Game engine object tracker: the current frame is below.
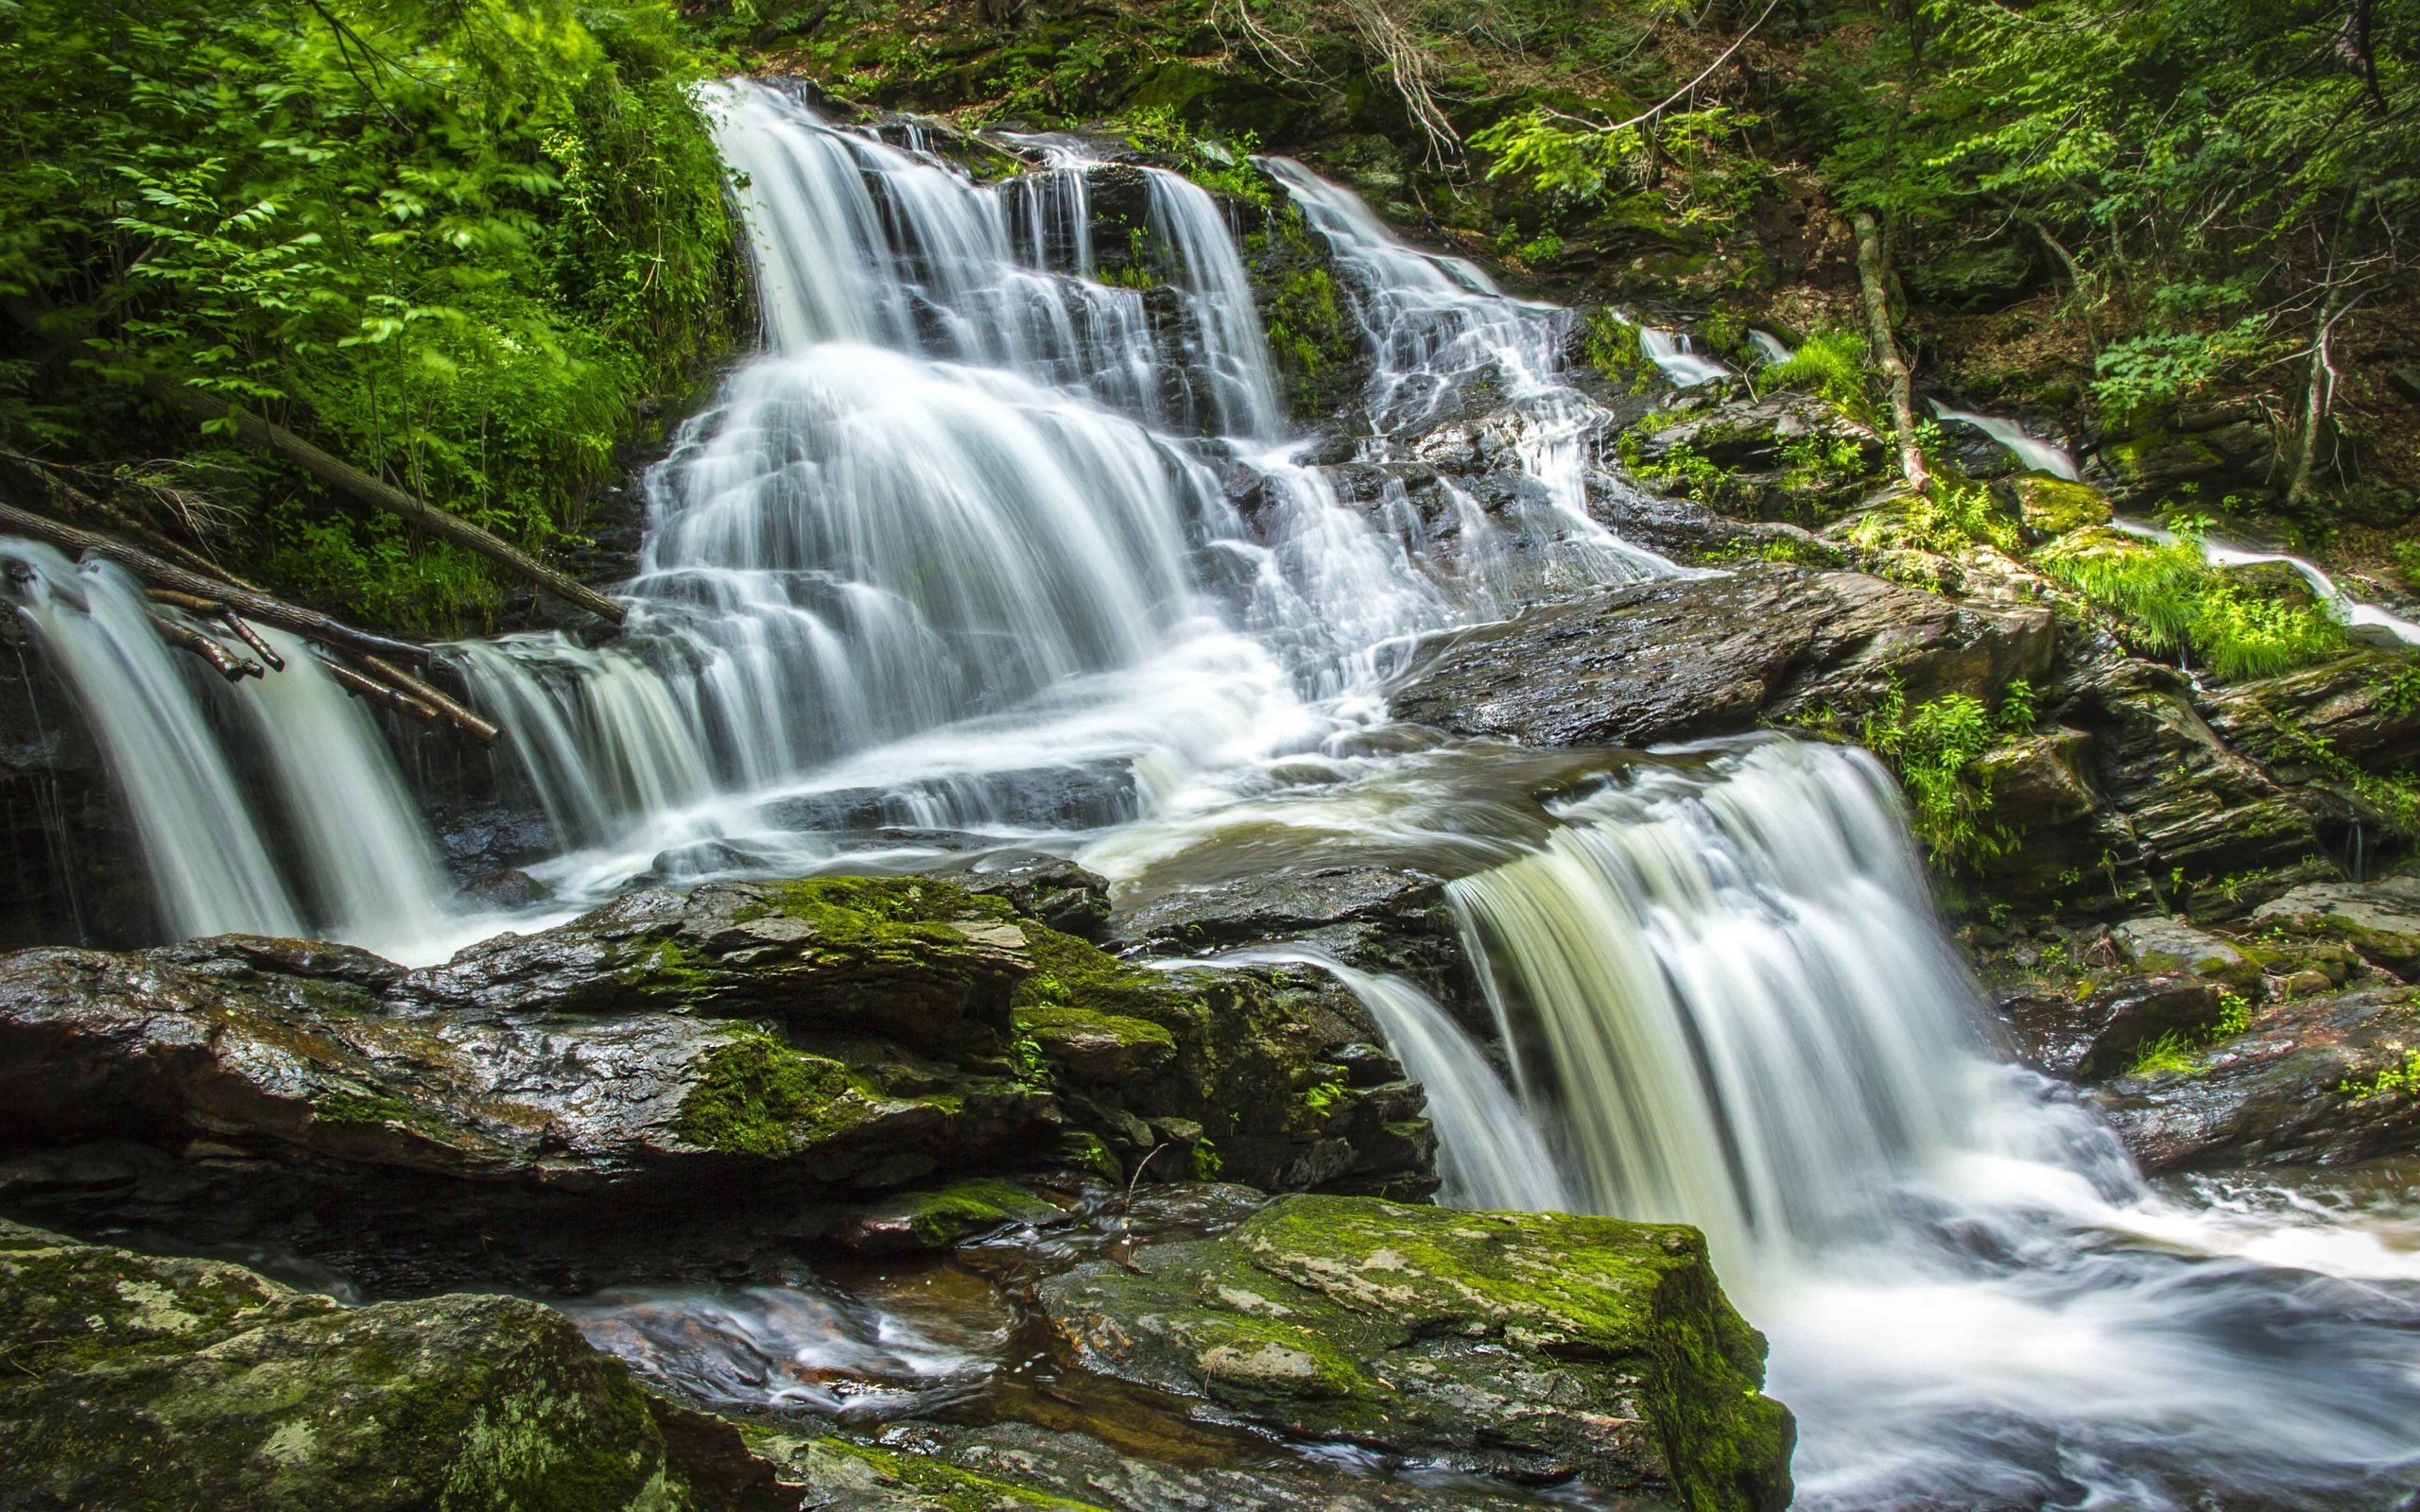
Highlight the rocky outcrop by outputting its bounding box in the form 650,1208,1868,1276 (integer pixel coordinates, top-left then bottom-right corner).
2249,874,2420,977
2203,650,2420,783
1389,561,2052,750
2097,984,2420,1170
1039,1194,1794,1512
0,1217,786,1511
0,872,1439,1282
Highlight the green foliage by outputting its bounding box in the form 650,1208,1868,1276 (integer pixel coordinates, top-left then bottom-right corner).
1118,107,1267,206
1761,328,1873,416
2127,1030,2202,1077
1863,685,2008,867
1996,678,2036,736
0,0,740,631
1190,1137,1223,1180
2035,531,2347,681
1472,104,1766,236
1849,477,2016,559
1582,308,1657,394
1301,1074,1347,1119
2342,1048,2420,1102
2090,318,2275,429
1627,438,1731,506
2394,541,2420,587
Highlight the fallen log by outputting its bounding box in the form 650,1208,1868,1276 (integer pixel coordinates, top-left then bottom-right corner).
0,463,429,665
143,591,288,671
317,653,441,725
352,652,499,747
149,611,260,681
142,380,627,627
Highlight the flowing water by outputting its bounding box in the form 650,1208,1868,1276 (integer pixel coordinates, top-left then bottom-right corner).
1637,324,1735,387
1929,400,2083,480
8,76,2418,1510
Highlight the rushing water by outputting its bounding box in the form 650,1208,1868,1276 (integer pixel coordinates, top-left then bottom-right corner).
1930,399,2083,480
9,75,2419,1510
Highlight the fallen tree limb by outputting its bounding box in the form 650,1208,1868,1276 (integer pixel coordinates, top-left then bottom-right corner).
351,652,499,747
0,460,431,665
316,652,441,725
148,611,259,681
1854,210,1934,495
141,587,285,670
141,379,626,627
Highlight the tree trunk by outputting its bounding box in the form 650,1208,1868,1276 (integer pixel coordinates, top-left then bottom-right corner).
141,381,626,627
2287,300,2341,507
1854,210,1933,494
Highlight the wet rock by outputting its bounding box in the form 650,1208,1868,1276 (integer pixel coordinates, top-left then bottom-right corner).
1631,391,1883,473
748,1434,1115,1511
2098,985,2420,1170
1996,973,2232,1080
1038,1194,1793,1511
0,1218,783,1510
2249,874,2420,978
457,866,550,909
0,872,1438,1247
931,851,1115,942
2111,916,2259,991
2048,653,2335,902
832,1177,1065,1256
1391,562,2052,750
1969,727,2135,901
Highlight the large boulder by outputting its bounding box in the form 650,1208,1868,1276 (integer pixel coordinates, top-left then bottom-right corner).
1389,561,2052,750
2097,984,2420,1170
0,1218,783,1511
2203,650,2420,783
2249,873,2420,978
1038,1194,1794,1512
0,874,1440,1280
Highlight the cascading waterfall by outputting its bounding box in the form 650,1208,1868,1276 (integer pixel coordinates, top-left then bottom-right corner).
12,73,2418,1509
0,541,464,957
1637,324,1734,387
1929,398,2082,480
1442,737,2420,1510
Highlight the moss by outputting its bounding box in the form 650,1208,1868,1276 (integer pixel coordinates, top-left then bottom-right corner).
627,937,715,998
804,1438,1112,1510
312,1085,422,1128
754,875,1016,944
1053,1195,1792,1512
673,1030,859,1156
1011,928,1178,1024
2005,474,2113,536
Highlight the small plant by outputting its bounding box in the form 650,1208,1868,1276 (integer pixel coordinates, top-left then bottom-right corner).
2128,1030,2202,1077
1863,684,2008,867
1301,1075,1347,1118
1118,107,1267,205
1996,679,2038,736
2394,539,2420,587
2341,1047,2420,1102
1761,328,1874,417
1515,231,1565,263
2212,989,2253,1039
1582,308,1657,393
1190,1138,1224,1180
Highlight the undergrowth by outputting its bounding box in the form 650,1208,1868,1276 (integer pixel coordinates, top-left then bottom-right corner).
2034,531,2346,681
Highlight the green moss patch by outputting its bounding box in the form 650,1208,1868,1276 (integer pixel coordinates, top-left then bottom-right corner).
673,1031,860,1156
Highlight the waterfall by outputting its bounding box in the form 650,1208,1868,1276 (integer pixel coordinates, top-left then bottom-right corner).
1637,325,1734,387
1209,945,1569,1213
1929,399,2081,480
1747,329,1794,367
3,541,302,939
1444,737,2420,1510
1,541,464,956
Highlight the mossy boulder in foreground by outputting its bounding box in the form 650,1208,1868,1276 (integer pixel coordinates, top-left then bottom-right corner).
0,1218,782,1511
1039,1194,1794,1512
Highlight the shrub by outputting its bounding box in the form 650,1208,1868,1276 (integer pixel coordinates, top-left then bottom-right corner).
1762,328,1874,416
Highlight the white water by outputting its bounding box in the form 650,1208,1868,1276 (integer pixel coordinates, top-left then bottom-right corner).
1440,737,2420,1510
0,541,475,957
2113,515,2420,647
1930,400,2082,480
1638,325,1734,387
1204,944,1569,1213
1747,329,1795,368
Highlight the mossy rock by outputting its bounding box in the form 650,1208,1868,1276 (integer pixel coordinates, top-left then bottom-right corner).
1998,473,2113,537
837,1177,1063,1255
0,1220,772,1511
746,1433,1110,1510
1039,1194,1793,1511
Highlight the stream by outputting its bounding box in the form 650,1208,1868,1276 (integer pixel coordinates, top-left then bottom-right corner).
5,77,2418,1510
